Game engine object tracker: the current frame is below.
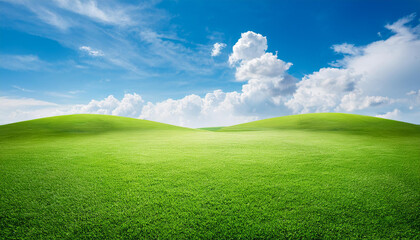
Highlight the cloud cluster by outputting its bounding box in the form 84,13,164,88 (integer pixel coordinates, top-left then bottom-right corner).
87,17,420,125
286,68,362,113
2,15,420,126
138,31,297,127
0,94,144,124
67,93,144,118
4,31,295,127
287,14,420,118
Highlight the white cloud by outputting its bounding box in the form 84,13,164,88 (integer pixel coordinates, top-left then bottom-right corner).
0,94,144,125
343,15,420,99
287,14,420,116
79,46,104,57
211,42,226,56
67,93,144,118
0,97,57,108
406,89,420,110
337,92,391,112
140,91,258,127
235,52,292,82
229,31,267,65
3,0,133,29
332,43,362,55
406,89,420,96
35,6,71,30
286,68,361,113
376,108,401,120
53,0,132,26
139,31,296,127
2,15,420,127
0,97,59,124
0,0,215,76
12,85,34,93
385,13,416,35
0,54,47,71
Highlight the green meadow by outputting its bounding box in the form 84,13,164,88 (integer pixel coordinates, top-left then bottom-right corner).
0,113,419,239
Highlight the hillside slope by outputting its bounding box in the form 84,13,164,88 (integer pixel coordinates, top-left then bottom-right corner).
218,113,420,136
0,114,191,139
0,113,419,239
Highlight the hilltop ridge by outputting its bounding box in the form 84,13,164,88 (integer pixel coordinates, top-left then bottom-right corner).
1,113,419,138
218,113,420,136
0,114,191,138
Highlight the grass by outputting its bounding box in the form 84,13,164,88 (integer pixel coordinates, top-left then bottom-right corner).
0,113,419,239
198,127,224,131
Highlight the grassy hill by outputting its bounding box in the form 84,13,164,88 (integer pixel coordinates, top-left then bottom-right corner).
219,113,420,135
0,114,190,139
1,113,419,239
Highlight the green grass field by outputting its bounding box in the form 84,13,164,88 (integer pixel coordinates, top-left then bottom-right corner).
1,113,419,239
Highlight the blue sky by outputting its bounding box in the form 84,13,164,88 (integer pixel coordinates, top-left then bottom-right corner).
1,0,420,127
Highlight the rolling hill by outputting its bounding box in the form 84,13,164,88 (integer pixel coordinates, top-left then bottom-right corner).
218,113,420,135
0,114,190,139
0,113,419,239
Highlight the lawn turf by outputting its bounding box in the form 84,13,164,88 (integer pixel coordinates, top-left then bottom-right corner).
1,113,419,239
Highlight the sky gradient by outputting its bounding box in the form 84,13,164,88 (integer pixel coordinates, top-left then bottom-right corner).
1,0,419,127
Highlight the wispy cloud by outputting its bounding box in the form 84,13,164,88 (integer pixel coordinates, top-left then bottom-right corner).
12,85,34,92
331,43,362,55
0,54,48,71
0,96,57,108
0,96,61,124
79,46,104,57
0,0,134,29
45,92,76,99
0,0,218,76
52,0,133,26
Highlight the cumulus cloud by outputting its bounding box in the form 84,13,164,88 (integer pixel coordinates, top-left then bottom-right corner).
338,92,391,112
211,42,226,56
79,46,104,57
376,109,401,120
2,31,298,128
342,15,420,99
3,15,420,127
235,52,292,82
286,68,361,113
140,91,258,127
287,13,420,116
139,31,297,127
0,94,144,124
229,31,267,65
67,93,144,118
